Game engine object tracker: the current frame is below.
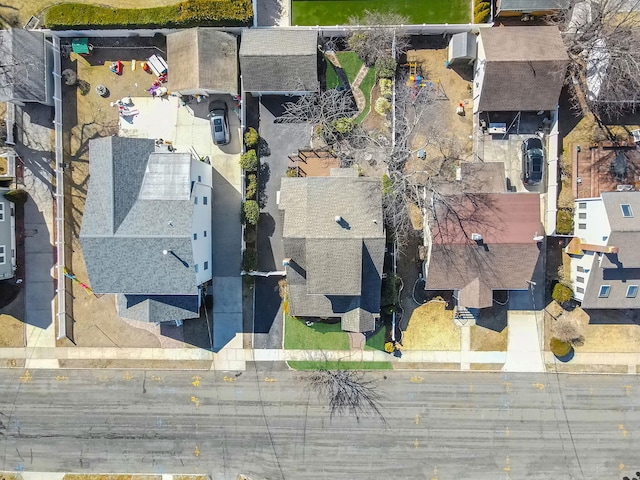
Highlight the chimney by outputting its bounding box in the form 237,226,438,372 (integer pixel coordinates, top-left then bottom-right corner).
335,215,343,223
471,233,483,242
283,258,291,267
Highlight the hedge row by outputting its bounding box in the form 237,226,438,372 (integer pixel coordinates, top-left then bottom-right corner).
44,0,252,29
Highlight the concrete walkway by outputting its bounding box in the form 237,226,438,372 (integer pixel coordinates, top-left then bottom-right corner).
503,310,545,372
350,64,370,115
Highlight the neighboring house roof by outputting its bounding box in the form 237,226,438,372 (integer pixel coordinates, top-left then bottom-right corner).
167,28,238,95
581,192,640,309
80,138,201,319
279,169,385,332
497,0,570,12
478,27,568,112
240,29,319,93
0,188,15,280
427,193,542,308
0,29,49,104
117,294,199,323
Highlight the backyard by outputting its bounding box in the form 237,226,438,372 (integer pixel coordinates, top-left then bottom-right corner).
325,51,376,124
292,0,470,26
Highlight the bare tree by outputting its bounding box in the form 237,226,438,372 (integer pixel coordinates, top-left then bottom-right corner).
305,369,386,424
548,0,640,117
347,10,411,66
549,308,586,346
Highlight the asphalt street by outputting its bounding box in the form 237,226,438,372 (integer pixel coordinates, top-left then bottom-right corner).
1,368,639,479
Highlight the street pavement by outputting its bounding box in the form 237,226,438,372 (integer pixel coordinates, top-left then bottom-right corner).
254,98,311,349
0,368,639,479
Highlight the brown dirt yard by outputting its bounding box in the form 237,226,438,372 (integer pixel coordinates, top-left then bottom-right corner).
0,289,25,347
58,42,209,349
0,0,179,26
399,300,459,351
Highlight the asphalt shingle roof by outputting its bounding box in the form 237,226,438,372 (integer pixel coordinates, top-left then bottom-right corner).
167,28,238,95
478,27,568,112
240,29,319,92
80,137,200,304
0,29,48,104
117,294,200,322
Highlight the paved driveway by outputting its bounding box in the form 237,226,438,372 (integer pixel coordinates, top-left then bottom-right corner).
254,97,311,349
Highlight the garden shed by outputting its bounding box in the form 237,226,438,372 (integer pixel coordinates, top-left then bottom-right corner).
447,32,476,67
496,0,569,17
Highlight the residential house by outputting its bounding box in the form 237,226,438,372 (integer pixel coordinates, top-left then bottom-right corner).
473,26,568,115
240,29,319,95
425,185,542,312
566,191,640,308
166,28,239,97
80,137,213,322
0,29,53,106
496,0,570,18
279,168,385,333
0,188,16,280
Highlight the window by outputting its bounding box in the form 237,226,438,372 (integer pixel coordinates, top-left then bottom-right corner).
626,285,639,298
621,204,633,217
598,285,611,298
578,223,586,229
203,196,208,205
204,230,207,238
193,233,197,240
194,264,199,273
578,212,587,219
577,266,585,273
194,197,198,205
204,261,209,270
576,276,584,283
0,203,4,221
576,287,585,294
0,245,5,265
579,202,587,209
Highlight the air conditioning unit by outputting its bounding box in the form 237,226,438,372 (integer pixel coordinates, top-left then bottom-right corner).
616,184,634,192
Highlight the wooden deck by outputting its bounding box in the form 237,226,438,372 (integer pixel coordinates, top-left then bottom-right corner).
287,150,340,177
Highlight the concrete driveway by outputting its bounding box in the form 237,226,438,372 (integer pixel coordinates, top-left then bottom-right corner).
254,96,311,349
119,94,243,351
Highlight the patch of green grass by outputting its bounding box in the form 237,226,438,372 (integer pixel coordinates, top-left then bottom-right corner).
292,0,470,26
288,360,393,370
365,327,387,351
336,51,364,83
284,315,349,350
45,0,252,29
325,61,341,89
354,67,376,124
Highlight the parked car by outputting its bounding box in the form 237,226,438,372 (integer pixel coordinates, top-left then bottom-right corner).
208,101,230,145
521,137,544,186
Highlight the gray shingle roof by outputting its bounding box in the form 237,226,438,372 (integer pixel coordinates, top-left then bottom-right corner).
280,171,384,332
581,192,640,309
240,29,319,92
117,294,200,323
497,0,570,13
80,137,200,299
478,27,568,112
167,28,238,95
0,29,49,104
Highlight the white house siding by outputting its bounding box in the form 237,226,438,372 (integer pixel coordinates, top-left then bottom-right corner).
569,197,610,301
472,36,486,114
191,158,213,286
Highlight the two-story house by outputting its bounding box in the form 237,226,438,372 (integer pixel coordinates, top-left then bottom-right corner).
80,137,213,322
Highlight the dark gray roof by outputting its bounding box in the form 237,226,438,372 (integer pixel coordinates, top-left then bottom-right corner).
0,29,49,104
117,294,200,323
280,172,385,332
167,28,238,95
497,0,570,12
582,192,640,309
240,29,319,92
80,137,200,299
478,27,568,112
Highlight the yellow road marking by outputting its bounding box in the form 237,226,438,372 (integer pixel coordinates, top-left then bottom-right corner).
413,438,420,448
191,396,200,407
194,446,200,457
503,381,511,392
19,370,32,383
533,383,545,390
431,465,438,480
503,455,511,472
123,371,133,381
505,427,510,437
415,414,421,425
192,376,201,387
151,375,163,382
410,375,424,383
223,375,235,382
264,377,277,382
55,375,68,381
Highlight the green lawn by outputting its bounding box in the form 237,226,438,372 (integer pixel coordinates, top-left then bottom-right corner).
292,0,470,26
284,315,350,350
325,52,376,124
336,52,363,84
325,61,341,89
288,361,393,370
365,326,387,351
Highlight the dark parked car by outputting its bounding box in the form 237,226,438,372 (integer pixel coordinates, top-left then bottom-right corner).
521,137,544,186
208,101,230,145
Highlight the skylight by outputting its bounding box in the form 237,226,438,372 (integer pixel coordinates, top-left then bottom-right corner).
621,204,633,217
598,285,611,298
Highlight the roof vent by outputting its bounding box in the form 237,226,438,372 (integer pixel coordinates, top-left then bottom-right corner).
533,234,544,242
335,215,343,223
471,233,482,242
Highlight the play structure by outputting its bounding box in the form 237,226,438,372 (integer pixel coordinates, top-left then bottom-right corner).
402,60,448,100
